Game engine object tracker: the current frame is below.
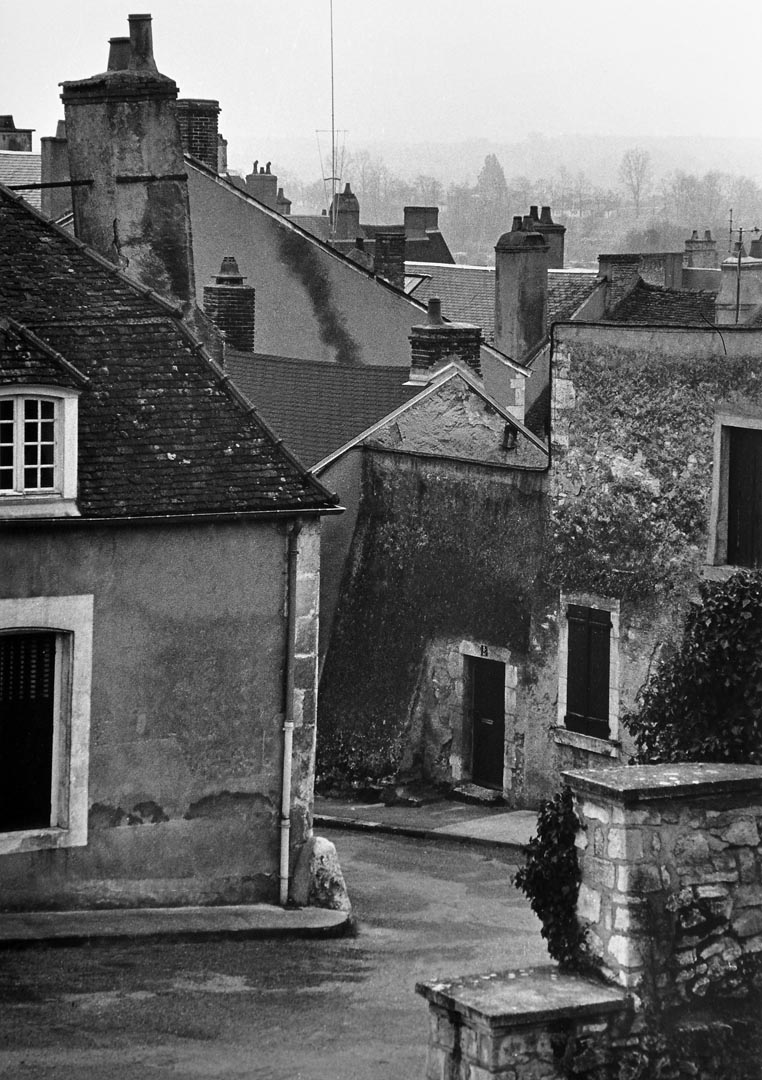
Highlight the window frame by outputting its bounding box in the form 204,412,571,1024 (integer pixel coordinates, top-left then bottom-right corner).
708,412,762,572
556,593,620,755
0,595,93,856
0,385,79,517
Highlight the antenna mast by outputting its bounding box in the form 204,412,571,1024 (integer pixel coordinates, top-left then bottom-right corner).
330,0,337,238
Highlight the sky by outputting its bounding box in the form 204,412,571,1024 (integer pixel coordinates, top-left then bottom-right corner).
1,0,759,176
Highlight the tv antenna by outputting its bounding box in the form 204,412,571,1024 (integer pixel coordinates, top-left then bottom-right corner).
315,0,347,238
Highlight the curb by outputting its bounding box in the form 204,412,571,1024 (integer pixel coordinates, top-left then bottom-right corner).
314,814,528,856
0,904,352,949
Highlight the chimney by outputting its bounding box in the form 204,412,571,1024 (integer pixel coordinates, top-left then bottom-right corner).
276,187,292,216
403,206,439,237
330,183,360,240
244,161,278,209
408,298,483,383
176,99,221,173
684,229,718,269
597,254,642,311
374,231,405,289
60,14,196,311
536,206,566,269
203,256,256,352
0,115,34,152
494,216,549,361
40,120,72,220
217,134,228,175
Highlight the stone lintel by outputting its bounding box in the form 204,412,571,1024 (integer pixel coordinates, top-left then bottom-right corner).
415,966,630,1029
563,764,762,806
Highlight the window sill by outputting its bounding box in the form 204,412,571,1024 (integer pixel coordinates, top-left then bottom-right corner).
702,563,753,582
552,726,620,758
0,825,86,856
0,496,80,519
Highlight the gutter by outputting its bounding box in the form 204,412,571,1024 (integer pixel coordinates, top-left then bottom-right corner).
0,505,344,531
279,518,302,906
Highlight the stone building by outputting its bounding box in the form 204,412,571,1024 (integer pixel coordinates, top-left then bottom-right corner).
0,14,339,911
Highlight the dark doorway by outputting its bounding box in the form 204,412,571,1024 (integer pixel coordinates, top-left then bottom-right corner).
0,632,56,831
470,657,505,790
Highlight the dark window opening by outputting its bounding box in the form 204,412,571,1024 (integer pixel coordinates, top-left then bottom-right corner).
565,605,611,740
727,426,762,569
0,632,56,831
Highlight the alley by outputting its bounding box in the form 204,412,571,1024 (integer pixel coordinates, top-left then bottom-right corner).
0,829,547,1080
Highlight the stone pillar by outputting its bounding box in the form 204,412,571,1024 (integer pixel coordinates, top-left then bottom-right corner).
564,763,762,999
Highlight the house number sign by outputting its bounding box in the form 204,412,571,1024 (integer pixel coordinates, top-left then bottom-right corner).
480,644,489,657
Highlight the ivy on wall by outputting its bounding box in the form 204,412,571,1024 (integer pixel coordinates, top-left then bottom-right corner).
548,347,762,600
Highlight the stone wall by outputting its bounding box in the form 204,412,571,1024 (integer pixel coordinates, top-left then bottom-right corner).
566,763,762,1002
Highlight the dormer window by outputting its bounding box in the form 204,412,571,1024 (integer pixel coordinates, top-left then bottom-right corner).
0,387,79,517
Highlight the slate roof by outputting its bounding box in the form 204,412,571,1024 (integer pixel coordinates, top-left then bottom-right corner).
406,264,601,342
0,186,336,519
604,279,716,325
0,152,41,210
225,351,420,468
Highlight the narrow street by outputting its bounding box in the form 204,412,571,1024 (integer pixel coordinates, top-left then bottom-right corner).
0,829,548,1080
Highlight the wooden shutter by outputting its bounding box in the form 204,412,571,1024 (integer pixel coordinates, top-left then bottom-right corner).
0,632,56,831
565,605,611,739
727,427,762,568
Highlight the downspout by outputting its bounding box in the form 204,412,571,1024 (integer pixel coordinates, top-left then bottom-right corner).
280,518,302,906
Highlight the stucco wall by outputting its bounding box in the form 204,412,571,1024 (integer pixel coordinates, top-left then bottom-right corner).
0,518,320,910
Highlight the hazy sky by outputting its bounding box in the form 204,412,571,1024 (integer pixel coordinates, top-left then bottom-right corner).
2,0,757,171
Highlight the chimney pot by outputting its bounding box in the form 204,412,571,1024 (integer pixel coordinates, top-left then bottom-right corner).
529,205,539,221
705,230,713,241
511,215,524,232
427,298,443,325
128,14,158,72
540,206,554,225
107,36,131,71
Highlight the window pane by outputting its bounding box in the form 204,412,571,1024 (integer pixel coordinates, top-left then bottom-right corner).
0,471,12,490
39,467,55,489
40,444,54,466
24,421,38,442
23,399,39,420
40,401,55,420
0,401,13,422
24,445,39,467
0,445,12,466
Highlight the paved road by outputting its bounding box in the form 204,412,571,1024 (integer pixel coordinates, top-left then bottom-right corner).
0,830,549,1080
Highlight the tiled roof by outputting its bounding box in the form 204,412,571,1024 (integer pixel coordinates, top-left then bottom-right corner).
0,152,41,210
406,264,601,342
225,351,420,468
0,186,335,518
604,279,716,325
289,214,332,241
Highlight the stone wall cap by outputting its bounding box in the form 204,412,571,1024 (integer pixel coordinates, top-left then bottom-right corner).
415,966,630,1028
563,763,762,804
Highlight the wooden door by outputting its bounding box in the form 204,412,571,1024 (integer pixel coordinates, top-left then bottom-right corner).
471,658,505,790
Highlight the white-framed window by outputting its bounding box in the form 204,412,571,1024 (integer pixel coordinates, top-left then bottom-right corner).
555,593,620,756
0,386,79,517
708,412,762,571
0,595,93,856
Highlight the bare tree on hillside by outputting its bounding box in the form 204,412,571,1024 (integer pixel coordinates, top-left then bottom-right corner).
619,147,652,218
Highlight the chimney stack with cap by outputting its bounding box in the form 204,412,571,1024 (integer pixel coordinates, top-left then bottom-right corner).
494,216,549,362
61,14,196,311
203,257,256,352
374,231,406,289
244,161,278,209
536,206,565,269
0,115,34,152
330,183,361,239
408,298,483,383
403,206,439,237
684,229,719,269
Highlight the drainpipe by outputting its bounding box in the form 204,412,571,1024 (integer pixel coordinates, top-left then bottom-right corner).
280,518,302,906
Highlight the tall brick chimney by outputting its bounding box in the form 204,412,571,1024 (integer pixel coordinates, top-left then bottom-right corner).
408,298,483,384
374,231,405,289
176,99,220,173
330,183,361,239
203,257,255,352
61,14,196,311
494,217,549,362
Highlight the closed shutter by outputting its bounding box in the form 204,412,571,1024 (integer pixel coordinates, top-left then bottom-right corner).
0,632,56,831
727,427,762,568
565,605,611,739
